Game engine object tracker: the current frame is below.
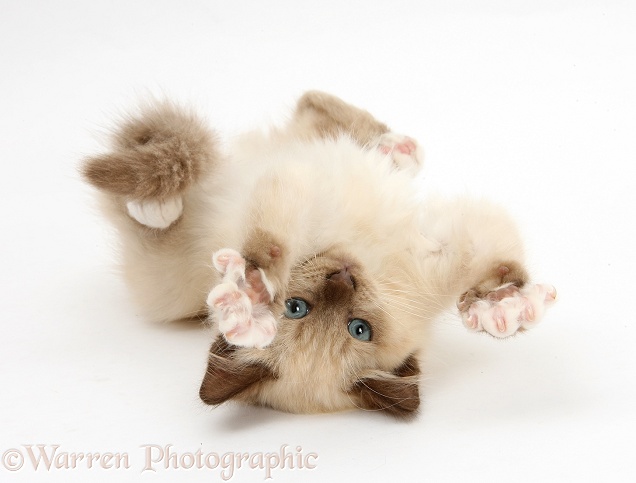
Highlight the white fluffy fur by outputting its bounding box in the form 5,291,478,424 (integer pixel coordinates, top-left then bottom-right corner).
126,196,183,229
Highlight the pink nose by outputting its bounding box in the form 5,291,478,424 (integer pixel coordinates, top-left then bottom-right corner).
327,267,355,289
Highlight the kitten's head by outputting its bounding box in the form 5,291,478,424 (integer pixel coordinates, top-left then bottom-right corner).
199,248,433,418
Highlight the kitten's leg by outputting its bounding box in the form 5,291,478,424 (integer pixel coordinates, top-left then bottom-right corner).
206,170,310,348
207,226,292,348
82,102,219,321
420,198,556,338
292,90,390,146
292,91,423,174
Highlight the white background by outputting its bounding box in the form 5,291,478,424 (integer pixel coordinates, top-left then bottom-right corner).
1,1,635,482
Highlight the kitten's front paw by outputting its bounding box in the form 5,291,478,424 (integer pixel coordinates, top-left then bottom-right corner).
375,132,423,175
459,283,556,338
207,249,277,348
126,196,183,229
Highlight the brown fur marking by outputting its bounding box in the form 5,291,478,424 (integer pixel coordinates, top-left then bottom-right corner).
293,90,389,147
242,229,287,271
199,338,275,406
241,228,292,305
82,102,217,200
458,260,529,313
349,355,421,419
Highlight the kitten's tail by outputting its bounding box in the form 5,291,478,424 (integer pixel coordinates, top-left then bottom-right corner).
82,101,218,200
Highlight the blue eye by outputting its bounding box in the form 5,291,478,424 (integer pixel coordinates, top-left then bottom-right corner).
284,298,310,319
348,319,372,341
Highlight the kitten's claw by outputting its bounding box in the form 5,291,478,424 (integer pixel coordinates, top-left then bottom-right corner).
207,282,276,348
460,283,556,338
375,132,423,175
208,249,277,348
212,248,247,283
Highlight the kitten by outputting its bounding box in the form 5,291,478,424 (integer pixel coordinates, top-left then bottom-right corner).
82,91,556,418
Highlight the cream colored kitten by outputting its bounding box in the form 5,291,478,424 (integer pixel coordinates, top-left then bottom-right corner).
83,91,555,418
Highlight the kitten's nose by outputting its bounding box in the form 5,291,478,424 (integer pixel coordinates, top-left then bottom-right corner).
327,267,356,289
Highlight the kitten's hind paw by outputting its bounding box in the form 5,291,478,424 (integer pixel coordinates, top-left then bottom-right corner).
126,196,183,229
459,283,556,338
375,132,423,175
208,249,277,348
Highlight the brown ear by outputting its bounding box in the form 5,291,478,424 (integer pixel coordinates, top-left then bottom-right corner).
199,338,275,406
349,355,421,419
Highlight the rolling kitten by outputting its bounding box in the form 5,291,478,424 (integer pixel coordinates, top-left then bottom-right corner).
82,91,556,418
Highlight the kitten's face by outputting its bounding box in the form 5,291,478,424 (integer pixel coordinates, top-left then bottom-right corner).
200,249,426,418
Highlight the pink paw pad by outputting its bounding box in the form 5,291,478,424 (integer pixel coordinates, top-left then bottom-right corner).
395,138,417,155
207,249,277,348
375,132,423,175
461,283,556,338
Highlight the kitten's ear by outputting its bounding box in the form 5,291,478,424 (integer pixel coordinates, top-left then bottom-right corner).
199,338,274,406
349,355,421,419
